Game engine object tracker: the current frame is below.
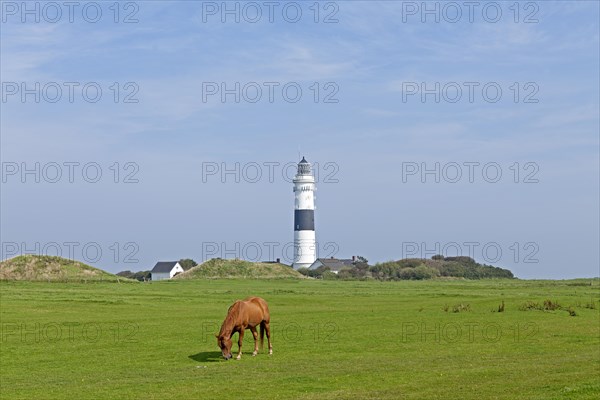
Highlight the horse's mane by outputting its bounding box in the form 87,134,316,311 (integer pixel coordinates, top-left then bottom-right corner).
218,301,241,337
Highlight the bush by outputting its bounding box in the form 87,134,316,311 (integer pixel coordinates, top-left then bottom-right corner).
299,266,332,279
584,300,597,309
354,262,371,278
356,256,514,281
519,299,563,311
178,259,198,271
116,270,150,281
321,271,338,280
413,265,440,280
397,259,422,269
439,262,466,278
444,256,476,265
452,303,471,313
370,262,400,280
399,267,416,280
519,301,541,311
543,299,561,311
337,268,356,280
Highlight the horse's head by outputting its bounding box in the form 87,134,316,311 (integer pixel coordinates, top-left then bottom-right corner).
216,334,233,360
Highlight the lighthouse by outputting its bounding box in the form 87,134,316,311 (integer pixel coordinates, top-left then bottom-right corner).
292,157,316,269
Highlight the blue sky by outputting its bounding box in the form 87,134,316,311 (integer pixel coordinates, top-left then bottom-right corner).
1,1,598,278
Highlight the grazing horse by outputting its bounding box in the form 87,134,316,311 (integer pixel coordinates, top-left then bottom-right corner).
216,297,272,360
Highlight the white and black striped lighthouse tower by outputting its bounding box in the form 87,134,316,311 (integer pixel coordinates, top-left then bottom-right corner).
292,157,316,269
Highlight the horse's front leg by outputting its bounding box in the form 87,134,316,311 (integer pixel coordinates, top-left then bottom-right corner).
236,329,245,360
250,327,259,356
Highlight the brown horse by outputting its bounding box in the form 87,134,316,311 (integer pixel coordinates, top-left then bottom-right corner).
216,296,272,360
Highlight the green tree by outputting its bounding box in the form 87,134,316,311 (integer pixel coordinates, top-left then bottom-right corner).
179,259,198,271
116,270,151,281
356,256,369,264
133,271,151,281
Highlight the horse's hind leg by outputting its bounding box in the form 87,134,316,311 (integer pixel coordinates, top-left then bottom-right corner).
236,330,245,360
264,322,273,355
250,327,259,356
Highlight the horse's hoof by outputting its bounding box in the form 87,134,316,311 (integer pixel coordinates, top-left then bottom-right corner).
269,350,273,355
252,352,257,357
236,355,241,360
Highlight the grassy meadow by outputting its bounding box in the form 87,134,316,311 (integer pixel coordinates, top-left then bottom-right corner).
1,278,599,399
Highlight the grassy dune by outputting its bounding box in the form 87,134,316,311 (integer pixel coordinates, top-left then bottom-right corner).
174,258,305,279
0,279,598,399
0,255,126,282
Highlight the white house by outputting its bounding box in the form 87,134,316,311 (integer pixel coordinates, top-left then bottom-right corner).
151,261,184,281
309,257,357,274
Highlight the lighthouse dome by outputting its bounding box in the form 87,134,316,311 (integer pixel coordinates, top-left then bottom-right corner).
297,157,311,175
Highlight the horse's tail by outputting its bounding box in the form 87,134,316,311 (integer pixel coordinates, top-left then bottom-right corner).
260,322,265,349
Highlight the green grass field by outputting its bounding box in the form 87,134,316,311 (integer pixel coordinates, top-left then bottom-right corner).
1,279,598,399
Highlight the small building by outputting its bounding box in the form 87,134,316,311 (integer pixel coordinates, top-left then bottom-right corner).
309,256,356,274
151,261,184,281
261,258,285,265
